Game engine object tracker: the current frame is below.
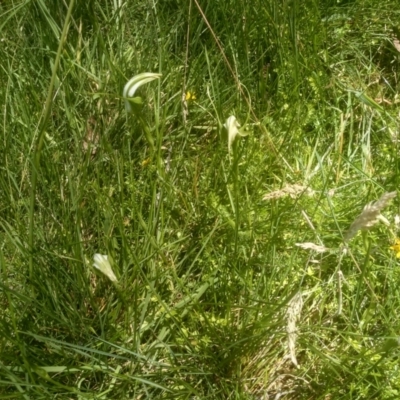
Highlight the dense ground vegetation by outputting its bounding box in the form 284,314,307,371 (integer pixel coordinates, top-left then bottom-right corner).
1,0,400,398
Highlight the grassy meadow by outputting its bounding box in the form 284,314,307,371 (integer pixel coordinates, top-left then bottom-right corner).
1,0,400,398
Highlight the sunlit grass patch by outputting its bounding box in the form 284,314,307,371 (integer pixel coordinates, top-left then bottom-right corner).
1,0,400,398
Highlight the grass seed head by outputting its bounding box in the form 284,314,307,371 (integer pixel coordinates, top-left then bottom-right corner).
344,191,397,242
295,242,329,253
263,184,314,201
287,292,303,367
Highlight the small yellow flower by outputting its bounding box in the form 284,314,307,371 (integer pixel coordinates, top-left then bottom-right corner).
185,91,196,101
390,238,400,258
141,158,151,167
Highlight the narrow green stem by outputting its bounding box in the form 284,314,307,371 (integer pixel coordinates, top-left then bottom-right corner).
233,151,239,255
28,0,75,278
352,232,371,320
137,114,155,152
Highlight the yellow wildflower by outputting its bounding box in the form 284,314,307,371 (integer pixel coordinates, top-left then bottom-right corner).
185,91,196,101
390,238,400,258
141,158,151,167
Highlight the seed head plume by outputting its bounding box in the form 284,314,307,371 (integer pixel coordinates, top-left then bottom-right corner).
344,191,396,242
287,292,303,367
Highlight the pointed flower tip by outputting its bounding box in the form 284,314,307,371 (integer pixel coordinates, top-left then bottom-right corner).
93,254,118,282
224,115,240,153
224,115,249,153
224,115,240,131
123,72,162,112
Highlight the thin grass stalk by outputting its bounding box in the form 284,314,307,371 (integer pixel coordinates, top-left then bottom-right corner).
28,0,75,278
352,231,372,320
234,152,239,255
337,270,343,316
182,0,192,125
192,0,286,164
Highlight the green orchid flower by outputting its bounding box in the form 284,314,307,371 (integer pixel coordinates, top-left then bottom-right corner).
123,72,162,112
93,254,118,282
123,72,162,151
224,115,248,154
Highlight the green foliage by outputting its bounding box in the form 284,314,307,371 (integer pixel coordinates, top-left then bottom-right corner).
1,0,400,398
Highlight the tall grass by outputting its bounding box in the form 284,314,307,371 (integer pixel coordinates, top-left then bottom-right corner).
1,0,400,398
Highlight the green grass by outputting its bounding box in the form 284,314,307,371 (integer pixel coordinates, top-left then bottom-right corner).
1,0,400,398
